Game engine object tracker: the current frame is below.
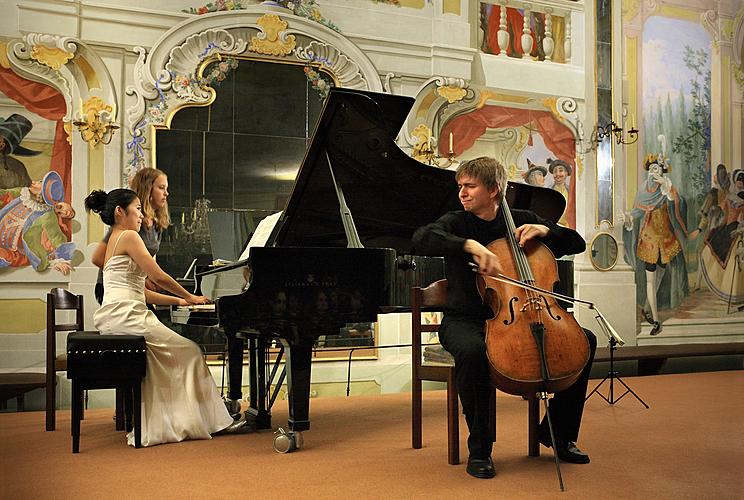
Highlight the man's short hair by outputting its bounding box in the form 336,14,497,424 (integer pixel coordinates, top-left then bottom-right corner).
455,156,507,195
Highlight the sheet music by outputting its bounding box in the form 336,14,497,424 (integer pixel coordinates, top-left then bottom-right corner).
238,211,283,261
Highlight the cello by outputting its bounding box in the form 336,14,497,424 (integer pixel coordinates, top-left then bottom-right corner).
476,189,590,397
476,187,590,490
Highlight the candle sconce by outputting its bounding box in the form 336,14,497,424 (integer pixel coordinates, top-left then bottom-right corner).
411,126,458,169
596,115,638,145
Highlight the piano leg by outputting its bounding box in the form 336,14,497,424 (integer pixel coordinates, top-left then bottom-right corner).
225,329,244,401
282,337,314,433
246,335,271,430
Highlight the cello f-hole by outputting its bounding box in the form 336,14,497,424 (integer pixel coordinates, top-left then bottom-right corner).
503,297,518,325
539,295,562,320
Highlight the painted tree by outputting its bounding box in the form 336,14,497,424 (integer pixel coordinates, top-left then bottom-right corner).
672,46,711,205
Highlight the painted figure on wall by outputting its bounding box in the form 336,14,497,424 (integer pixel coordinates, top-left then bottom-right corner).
547,158,571,227
440,104,577,228
696,169,744,304
0,114,36,189
522,159,547,187
0,170,76,275
623,148,689,335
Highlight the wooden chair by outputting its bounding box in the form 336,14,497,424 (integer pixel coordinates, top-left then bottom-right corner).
46,288,126,432
46,288,84,431
411,279,541,465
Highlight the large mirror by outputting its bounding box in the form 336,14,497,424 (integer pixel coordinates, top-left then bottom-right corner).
589,232,618,271
153,57,375,356
595,0,613,226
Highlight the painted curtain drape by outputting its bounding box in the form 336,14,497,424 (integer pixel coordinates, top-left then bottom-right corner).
440,105,576,228
0,66,71,235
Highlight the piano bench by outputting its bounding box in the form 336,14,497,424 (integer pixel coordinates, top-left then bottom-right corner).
66,332,147,453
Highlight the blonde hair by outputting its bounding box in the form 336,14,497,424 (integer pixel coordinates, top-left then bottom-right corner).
455,156,507,196
130,167,170,231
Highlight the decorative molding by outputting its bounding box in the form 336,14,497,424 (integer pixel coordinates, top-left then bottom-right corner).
30,46,74,71
701,9,720,50
7,35,77,123
294,41,367,89
436,85,467,104
401,76,473,151
249,13,296,56
124,8,383,176
621,0,642,23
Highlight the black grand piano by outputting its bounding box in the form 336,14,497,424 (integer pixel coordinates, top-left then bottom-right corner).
182,88,571,452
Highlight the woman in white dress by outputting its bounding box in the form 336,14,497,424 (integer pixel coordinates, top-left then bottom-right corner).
85,188,248,447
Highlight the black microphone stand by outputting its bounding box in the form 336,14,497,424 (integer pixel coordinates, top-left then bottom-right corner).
585,314,648,408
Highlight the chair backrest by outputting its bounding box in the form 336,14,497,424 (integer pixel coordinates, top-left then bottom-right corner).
47,288,84,370
411,279,449,377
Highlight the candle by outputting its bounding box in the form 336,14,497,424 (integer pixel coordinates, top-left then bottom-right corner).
181,211,185,224
449,132,454,154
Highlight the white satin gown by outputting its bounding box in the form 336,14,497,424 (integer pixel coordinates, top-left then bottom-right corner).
93,237,233,447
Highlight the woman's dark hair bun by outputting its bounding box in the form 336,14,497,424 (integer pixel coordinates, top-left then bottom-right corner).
84,188,137,226
84,190,108,214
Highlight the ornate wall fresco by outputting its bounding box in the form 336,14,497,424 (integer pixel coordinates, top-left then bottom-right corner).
0,34,119,283
0,46,75,277
403,80,583,230
622,9,743,337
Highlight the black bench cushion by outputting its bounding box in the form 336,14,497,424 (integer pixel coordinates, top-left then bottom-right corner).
66,332,146,380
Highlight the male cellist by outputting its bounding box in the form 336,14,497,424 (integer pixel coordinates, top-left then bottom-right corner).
412,156,597,479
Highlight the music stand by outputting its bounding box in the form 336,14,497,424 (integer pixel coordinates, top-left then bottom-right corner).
585,313,649,408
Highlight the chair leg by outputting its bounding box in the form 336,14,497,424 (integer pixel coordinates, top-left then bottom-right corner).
489,388,497,443
71,380,82,453
446,380,459,465
528,395,540,457
46,373,55,431
412,378,423,449
133,383,142,448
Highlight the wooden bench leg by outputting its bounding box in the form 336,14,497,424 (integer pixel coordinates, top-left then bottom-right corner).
115,388,125,431
133,383,142,448
71,380,82,453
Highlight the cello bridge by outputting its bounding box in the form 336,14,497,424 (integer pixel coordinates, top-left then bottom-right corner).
520,297,544,312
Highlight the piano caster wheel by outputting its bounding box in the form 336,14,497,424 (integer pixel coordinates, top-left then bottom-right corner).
273,428,303,453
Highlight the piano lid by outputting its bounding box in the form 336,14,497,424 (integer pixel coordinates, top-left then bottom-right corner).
267,88,566,254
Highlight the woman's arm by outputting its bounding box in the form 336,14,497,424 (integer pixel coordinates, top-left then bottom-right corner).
144,288,190,306
91,241,107,268
118,231,209,304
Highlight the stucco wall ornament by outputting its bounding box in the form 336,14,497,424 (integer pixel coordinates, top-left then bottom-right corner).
294,41,367,89
249,13,296,56
125,9,382,176
183,0,341,33
7,35,77,122
436,85,467,104
401,76,472,152
701,10,721,50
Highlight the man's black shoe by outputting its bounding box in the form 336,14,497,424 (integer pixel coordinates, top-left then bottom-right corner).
538,429,590,464
466,456,496,479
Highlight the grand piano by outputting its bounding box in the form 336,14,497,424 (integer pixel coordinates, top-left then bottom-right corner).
181,87,570,452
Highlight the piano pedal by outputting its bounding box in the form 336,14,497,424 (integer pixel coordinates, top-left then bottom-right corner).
273,428,303,453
